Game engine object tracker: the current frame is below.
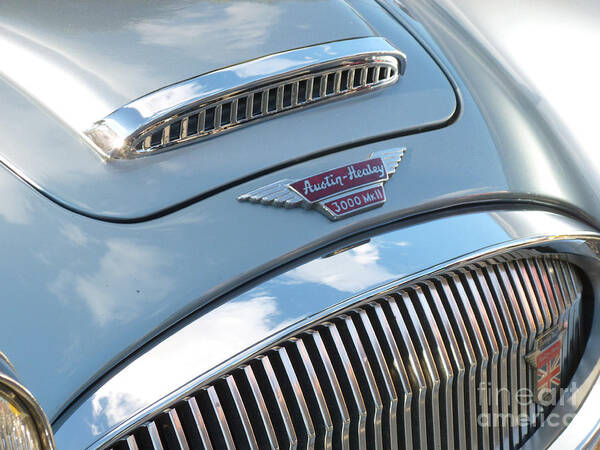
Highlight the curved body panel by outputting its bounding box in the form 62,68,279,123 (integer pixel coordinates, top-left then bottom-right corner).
0,2,456,219
53,208,600,448
0,1,598,448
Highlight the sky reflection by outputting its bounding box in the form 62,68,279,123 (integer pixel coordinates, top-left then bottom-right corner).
49,239,174,326
89,293,297,431
285,242,396,292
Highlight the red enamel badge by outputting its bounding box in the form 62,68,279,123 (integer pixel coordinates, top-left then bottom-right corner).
238,148,405,220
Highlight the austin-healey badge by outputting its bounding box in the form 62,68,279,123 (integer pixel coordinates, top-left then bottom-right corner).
238,148,405,220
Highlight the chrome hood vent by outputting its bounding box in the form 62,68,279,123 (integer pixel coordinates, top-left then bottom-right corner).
85,38,406,159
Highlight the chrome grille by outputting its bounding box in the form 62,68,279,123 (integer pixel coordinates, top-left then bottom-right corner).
132,59,399,156
107,255,587,450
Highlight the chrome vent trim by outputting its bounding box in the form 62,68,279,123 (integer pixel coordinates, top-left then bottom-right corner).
103,253,587,450
85,37,406,160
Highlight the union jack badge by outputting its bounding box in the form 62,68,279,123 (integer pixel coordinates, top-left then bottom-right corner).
237,148,406,220
526,324,566,406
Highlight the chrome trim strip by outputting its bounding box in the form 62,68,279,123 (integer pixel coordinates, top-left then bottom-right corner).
84,37,406,159
0,355,56,449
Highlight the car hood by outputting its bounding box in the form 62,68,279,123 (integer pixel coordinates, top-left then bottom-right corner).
0,0,456,220
1,0,600,430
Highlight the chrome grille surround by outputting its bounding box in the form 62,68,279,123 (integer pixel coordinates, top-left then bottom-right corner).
84,37,406,159
105,252,587,450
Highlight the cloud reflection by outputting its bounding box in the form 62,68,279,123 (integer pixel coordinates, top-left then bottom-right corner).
132,2,280,55
50,239,173,325
285,242,396,292
0,172,32,225
90,294,297,430
0,25,115,131
60,223,89,246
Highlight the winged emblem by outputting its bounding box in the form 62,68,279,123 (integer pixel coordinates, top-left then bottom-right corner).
238,148,406,220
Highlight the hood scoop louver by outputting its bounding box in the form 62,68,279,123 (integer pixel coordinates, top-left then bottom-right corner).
85,38,406,159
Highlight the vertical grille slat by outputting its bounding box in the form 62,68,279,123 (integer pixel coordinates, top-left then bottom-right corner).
462,270,500,450
353,309,399,449
504,262,539,437
471,267,512,450
436,276,479,449
321,322,368,449
254,355,298,448
286,336,334,449
165,409,190,450
205,386,235,449
483,265,521,448
524,260,554,330
240,365,279,449
396,290,443,450
337,315,384,449
448,273,491,450
495,264,531,442
368,302,414,449
545,260,566,313
223,375,259,449
533,259,560,325
126,436,139,450
379,297,429,449
108,256,588,450
274,346,316,448
421,280,467,450
145,422,164,450
411,285,456,450
185,397,213,450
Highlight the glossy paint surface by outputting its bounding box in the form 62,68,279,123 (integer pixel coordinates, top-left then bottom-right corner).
0,95,592,429
445,0,600,191
0,10,599,424
0,0,456,219
0,1,598,448
0,0,373,128
53,209,600,449
378,0,600,223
